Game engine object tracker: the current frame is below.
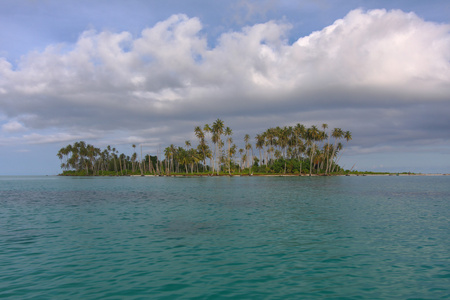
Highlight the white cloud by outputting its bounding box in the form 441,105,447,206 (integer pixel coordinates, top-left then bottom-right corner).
0,8,448,153
2,120,26,132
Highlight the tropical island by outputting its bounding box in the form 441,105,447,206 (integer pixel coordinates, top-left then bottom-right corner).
57,119,354,176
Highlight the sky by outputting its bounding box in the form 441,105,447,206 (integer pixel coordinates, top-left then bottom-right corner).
0,0,449,175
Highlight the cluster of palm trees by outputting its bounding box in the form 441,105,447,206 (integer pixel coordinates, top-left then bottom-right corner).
57,119,352,176
57,141,153,176
253,123,352,175
161,119,234,175
166,120,352,175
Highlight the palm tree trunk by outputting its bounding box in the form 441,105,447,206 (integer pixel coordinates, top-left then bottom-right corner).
309,144,315,176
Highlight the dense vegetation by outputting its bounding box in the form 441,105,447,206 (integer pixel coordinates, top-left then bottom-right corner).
57,120,352,176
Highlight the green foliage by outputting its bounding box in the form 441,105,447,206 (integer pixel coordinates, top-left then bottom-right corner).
60,170,89,176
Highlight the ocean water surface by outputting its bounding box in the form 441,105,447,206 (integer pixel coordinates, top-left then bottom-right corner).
0,175,449,299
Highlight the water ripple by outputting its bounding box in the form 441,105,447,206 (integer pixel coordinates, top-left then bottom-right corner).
0,176,449,299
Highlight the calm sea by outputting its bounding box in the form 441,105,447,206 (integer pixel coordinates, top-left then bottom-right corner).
0,175,449,299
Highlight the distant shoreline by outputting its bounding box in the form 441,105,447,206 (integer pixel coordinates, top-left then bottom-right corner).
115,173,450,177
340,173,449,176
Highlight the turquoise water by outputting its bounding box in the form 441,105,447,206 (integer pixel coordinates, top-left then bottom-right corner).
0,176,449,299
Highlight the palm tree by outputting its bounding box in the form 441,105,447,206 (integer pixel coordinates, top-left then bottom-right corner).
189,148,200,173
224,127,233,174
131,144,137,173
316,129,326,173
194,126,204,141
332,142,344,173
120,153,127,175
306,126,320,176
264,128,276,164
278,126,291,173
238,148,244,173
204,148,213,174
212,119,224,175
178,148,189,174
230,144,237,174
164,146,172,175
203,123,214,173
169,144,177,173
293,123,305,161
57,145,70,171
327,128,343,174
267,145,274,166
131,152,137,173
274,149,282,160
244,134,253,170
183,140,192,173
334,131,352,170
241,153,247,173
111,147,118,175
194,126,207,172
115,149,123,175
344,131,352,144
255,134,264,166
321,123,331,175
